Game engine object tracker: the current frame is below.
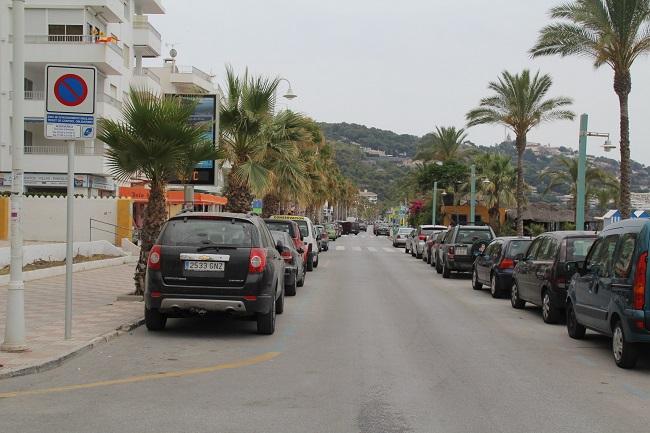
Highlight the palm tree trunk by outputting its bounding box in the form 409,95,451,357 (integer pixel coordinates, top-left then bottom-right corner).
224,169,252,213
261,193,279,218
134,179,167,295
515,134,526,236
615,70,632,219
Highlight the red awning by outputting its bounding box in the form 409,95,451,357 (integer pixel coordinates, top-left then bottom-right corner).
119,187,227,206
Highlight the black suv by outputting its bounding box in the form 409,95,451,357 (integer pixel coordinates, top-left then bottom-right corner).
439,225,495,278
144,212,286,335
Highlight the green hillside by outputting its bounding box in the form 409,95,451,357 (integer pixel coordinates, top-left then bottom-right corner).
320,122,419,157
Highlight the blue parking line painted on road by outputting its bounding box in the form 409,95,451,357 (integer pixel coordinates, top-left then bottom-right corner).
623,383,650,400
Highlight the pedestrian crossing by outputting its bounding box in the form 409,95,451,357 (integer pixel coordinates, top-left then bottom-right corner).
333,245,398,253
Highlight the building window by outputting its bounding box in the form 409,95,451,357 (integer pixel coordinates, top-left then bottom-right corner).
48,24,83,42
24,130,33,152
110,84,118,99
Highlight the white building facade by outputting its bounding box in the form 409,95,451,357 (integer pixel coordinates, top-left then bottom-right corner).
0,0,224,197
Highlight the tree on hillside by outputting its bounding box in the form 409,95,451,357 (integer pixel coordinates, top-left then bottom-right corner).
539,156,619,223
99,89,215,294
466,70,574,235
530,0,650,219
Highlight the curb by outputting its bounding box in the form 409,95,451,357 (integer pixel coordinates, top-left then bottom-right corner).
0,316,145,380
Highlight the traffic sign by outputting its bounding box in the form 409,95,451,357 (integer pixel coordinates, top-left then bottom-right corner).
45,65,97,139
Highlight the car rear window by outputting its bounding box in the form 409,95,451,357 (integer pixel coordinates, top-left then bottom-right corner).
296,220,309,237
265,220,296,237
506,240,532,258
160,218,255,247
456,229,493,244
420,228,436,235
398,228,412,234
566,237,596,261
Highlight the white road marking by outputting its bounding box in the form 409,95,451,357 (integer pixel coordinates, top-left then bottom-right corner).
382,247,394,252
352,246,362,252
336,246,345,251
367,247,377,252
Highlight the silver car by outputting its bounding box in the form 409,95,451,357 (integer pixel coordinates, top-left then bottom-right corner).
413,225,448,259
392,227,414,248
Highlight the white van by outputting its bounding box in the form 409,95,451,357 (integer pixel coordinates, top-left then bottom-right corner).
270,215,320,271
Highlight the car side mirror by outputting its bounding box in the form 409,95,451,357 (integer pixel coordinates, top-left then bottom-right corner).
297,247,304,254
276,240,284,253
513,253,525,264
565,261,585,275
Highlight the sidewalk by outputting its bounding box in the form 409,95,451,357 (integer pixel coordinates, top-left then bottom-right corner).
0,264,143,378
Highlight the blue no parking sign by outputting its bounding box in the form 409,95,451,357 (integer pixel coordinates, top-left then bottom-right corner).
45,65,97,139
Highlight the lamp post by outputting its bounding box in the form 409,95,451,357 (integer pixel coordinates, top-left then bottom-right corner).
274,78,297,114
576,113,614,231
470,164,476,225
432,181,438,225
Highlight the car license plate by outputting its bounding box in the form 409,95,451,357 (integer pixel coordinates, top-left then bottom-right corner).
456,247,468,256
184,261,225,272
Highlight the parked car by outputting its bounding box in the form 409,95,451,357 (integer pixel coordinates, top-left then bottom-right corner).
472,237,533,298
359,221,367,231
404,229,418,255
432,230,449,271
414,225,447,259
315,225,329,251
439,225,496,278
511,231,597,325
271,215,320,271
424,227,450,264
144,212,285,335
271,230,305,295
264,218,308,268
393,227,414,248
567,219,650,368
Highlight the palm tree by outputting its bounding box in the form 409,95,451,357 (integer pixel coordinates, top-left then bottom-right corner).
530,0,650,219
99,89,215,294
476,153,517,234
415,126,468,162
219,66,281,212
466,70,574,235
539,156,619,222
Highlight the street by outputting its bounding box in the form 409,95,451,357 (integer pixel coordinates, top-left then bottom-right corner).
1,232,650,433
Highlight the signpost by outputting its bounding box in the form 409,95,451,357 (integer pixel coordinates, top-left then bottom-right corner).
45,65,96,339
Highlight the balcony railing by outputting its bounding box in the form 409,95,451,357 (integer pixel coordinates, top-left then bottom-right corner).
23,90,122,109
25,144,103,156
133,16,162,40
25,34,123,56
142,68,161,84
174,65,213,82
25,90,45,100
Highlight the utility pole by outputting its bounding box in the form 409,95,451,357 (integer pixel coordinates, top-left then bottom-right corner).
576,114,588,231
432,181,437,225
470,164,476,225
2,0,27,352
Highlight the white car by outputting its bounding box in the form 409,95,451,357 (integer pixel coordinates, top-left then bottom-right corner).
414,225,448,258
270,215,320,271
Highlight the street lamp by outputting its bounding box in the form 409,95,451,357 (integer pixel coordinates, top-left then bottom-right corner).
470,164,476,225
431,160,443,225
279,78,297,100
576,113,614,231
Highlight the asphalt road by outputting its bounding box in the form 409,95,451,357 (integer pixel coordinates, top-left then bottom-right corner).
1,231,650,433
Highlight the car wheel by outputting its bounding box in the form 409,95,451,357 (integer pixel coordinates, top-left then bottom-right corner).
275,280,284,314
404,246,409,254
426,253,431,264
541,290,560,324
257,292,276,335
472,268,483,290
566,301,586,340
313,255,319,269
612,319,639,369
305,253,314,272
286,272,297,296
436,258,442,274
510,281,525,309
490,274,501,299
442,261,451,279
144,307,167,331
416,250,422,259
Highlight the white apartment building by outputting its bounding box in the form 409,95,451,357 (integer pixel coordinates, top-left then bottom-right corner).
0,0,223,197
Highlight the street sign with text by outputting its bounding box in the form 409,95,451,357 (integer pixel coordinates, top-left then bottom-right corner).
45,65,97,139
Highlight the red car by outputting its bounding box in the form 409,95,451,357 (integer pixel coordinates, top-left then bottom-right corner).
264,219,308,265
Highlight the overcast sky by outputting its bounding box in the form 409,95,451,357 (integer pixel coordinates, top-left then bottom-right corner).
149,0,650,165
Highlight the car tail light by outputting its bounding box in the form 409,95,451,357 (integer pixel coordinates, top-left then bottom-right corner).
498,258,515,270
419,235,426,240
147,245,162,270
249,248,267,273
448,246,455,259
632,252,647,310
244,296,257,301
281,250,293,263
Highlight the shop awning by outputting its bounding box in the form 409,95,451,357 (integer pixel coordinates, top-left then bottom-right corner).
119,187,227,206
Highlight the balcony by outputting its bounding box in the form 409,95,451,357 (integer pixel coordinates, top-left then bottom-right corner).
31,0,127,23
25,35,123,75
133,15,162,57
170,66,215,94
25,143,103,156
131,68,161,92
24,143,106,175
134,0,165,14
